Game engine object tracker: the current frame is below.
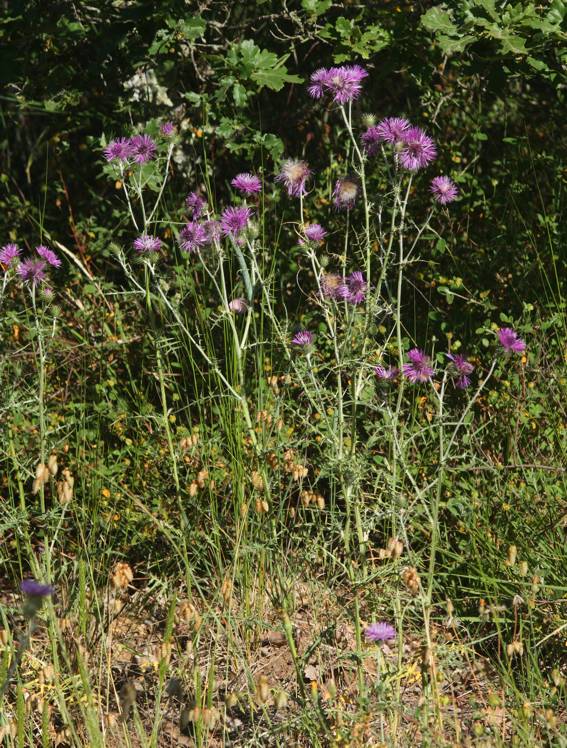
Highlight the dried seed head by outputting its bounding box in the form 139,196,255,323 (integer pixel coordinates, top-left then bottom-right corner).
518,560,528,576
274,690,288,710
196,469,208,488
111,562,133,590
255,675,270,704
48,453,58,476
176,601,202,630
220,576,232,605
33,463,50,494
402,566,420,595
505,545,517,567
386,537,404,559
255,498,269,514
57,468,74,505
251,471,264,491
506,640,523,657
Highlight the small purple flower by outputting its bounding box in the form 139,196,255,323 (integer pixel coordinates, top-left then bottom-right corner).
333,177,359,210
231,173,262,195
0,243,21,266
276,159,312,198
41,286,54,301
375,365,399,381
35,245,61,268
228,297,248,314
129,134,157,164
21,579,54,597
364,621,396,643
402,348,435,383
431,176,458,205
498,328,526,354
220,206,253,238
103,138,133,162
133,234,162,253
179,221,209,253
399,127,437,171
321,273,343,299
17,259,47,285
292,330,314,347
312,65,368,104
186,192,206,219
446,353,474,389
160,121,175,136
338,271,367,305
300,223,327,245
362,118,411,155
203,220,221,244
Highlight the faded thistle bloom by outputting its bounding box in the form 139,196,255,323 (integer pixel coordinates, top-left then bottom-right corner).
231,173,262,195
179,221,209,253
21,579,54,597
402,348,435,383
321,273,343,299
220,206,253,237
186,192,206,218
35,245,61,267
362,117,411,155
446,353,474,389
338,271,367,305
308,65,368,104
129,134,157,164
276,159,312,197
498,327,526,354
0,243,21,266
160,121,175,136
364,621,396,643
431,176,458,205
299,223,327,244
399,127,437,171
374,365,399,381
133,234,162,253
103,138,133,162
17,258,47,285
228,297,248,314
333,177,359,210
292,330,314,347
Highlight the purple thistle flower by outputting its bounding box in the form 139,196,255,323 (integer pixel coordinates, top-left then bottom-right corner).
402,348,435,383
0,243,21,266
299,223,327,245
292,330,314,347
333,177,359,210
446,353,474,389
133,234,162,253
186,192,206,219
35,245,61,268
160,121,175,136
338,271,367,305
498,327,526,354
399,127,437,171
324,65,368,104
17,259,47,285
228,297,248,314
276,159,312,198
362,118,411,155
179,221,209,253
21,578,54,597
307,68,332,99
431,176,458,205
103,138,133,162
321,273,343,299
220,206,253,238
231,173,262,195
129,134,157,164
375,365,399,381
364,621,396,643
41,286,54,301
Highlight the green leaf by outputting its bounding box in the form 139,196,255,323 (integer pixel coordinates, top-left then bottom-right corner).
421,6,458,36
437,33,476,53
179,16,206,42
301,0,332,17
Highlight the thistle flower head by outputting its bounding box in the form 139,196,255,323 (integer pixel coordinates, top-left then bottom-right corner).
220,206,253,237
399,127,437,171
309,65,368,104
431,176,458,205
307,68,331,99
338,271,367,305
0,243,21,266
179,221,209,253
17,258,47,285
186,192,206,218
21,579,54,597
228,297,248,314
133,234,162,253
333,177,359,210
231,173,262,195
364,621,396,643
446,353,474,389
129,134,157,164
362,117,411,155
402,348,435,383
292,330,314,347
498,327,526,354
103,138,133,162
35,245,61,267
276,159,312,198
160,121,175,136
321,273,343,299
300,223,327,244
374,365,399,381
